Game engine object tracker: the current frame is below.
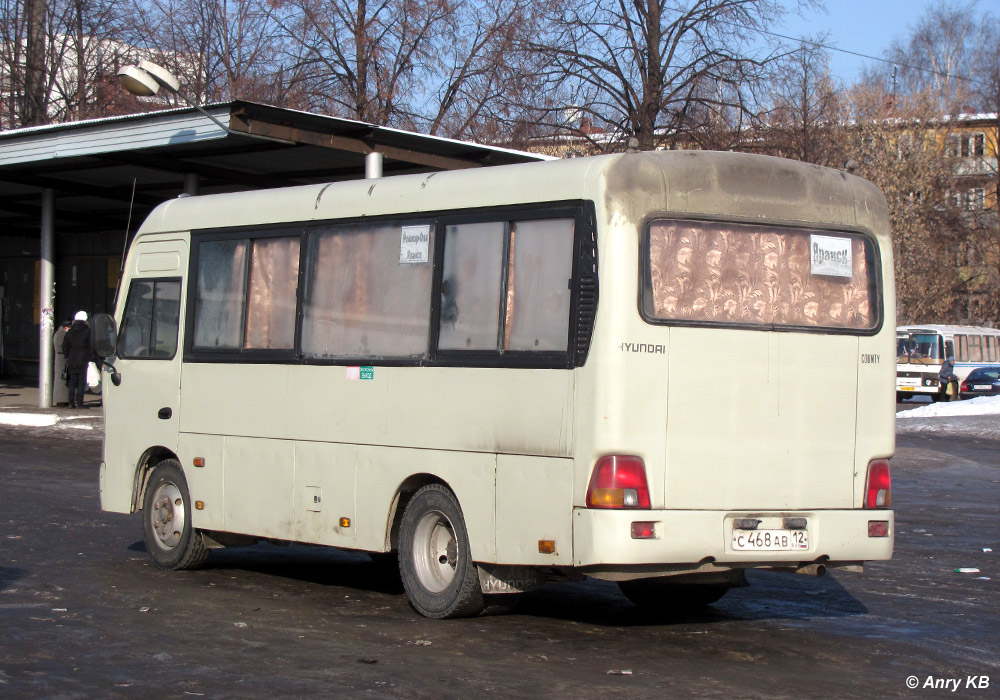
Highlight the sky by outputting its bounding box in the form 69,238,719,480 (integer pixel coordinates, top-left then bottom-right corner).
770,0,986,85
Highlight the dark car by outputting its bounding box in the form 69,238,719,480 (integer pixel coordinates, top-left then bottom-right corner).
959,366,1000,399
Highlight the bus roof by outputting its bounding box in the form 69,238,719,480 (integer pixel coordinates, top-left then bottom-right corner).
134,150,891,242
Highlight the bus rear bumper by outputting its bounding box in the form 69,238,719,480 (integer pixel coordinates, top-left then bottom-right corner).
572,507,894,571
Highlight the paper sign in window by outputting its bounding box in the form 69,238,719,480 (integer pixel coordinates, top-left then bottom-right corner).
810,235,853,278
400,225,431,264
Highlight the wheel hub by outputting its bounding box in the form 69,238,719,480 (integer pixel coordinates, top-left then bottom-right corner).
149,482,184,550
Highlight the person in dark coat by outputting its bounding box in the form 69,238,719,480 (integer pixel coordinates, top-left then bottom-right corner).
939,355,959,402
62,310,94,408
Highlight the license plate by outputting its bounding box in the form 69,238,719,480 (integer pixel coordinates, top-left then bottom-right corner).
973,385,992,391
899,386,914,391
731,529,808,551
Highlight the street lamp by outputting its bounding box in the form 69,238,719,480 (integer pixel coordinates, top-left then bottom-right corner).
117,60,233,135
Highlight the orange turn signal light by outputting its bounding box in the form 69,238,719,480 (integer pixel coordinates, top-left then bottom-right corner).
195,501,205,510
538,540,556,554
340,517,351,528
193,457,205,468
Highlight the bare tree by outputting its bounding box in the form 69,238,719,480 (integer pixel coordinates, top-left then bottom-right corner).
123,0,297,106
1,0,130,128
881,0,991,112
760,38,846,166
520,0,791,152
846,87,961,323
274,0,454,127
419,0,550,143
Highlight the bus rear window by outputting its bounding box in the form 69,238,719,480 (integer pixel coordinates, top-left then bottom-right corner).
642,219,878,331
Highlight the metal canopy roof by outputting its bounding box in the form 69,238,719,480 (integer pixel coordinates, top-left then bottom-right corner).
0,100,546,236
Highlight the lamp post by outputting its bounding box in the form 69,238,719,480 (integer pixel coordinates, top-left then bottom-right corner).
117,60,234,135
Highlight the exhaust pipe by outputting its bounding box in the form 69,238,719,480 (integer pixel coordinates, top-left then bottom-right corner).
796,563,827,577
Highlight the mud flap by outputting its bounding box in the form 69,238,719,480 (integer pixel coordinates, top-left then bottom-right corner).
477,564,546,594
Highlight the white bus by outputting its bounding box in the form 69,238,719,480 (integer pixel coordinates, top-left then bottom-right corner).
896,324,1000,401
93,150,896,619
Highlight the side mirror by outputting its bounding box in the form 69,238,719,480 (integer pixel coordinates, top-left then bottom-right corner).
91,313,118,357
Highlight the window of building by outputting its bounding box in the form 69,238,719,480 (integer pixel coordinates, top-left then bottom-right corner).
967,188,985,211
946,133,986,157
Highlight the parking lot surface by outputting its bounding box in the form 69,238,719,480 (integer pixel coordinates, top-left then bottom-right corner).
0,420,997,699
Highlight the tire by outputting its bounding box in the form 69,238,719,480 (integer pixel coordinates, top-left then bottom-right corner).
398,484,484,619
142,460,208,570
618,578,734,613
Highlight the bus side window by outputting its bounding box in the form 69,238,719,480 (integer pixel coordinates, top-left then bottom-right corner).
438,217,574,354
505,219,574,351
244,237,300,350
438,222,505,351
956,335,968,362
945,340,955,361
193,239,248,349
119,279,181,359
301,221,434,359
968,335,983,362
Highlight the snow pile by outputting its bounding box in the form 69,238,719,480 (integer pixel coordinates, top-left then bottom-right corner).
896,395,1000,419
0,412,58,427
896,395,1000,440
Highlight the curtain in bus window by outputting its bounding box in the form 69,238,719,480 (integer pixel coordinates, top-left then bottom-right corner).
302,222,433,358
504,218,574,351
193,239,247,348
646,220,875,329
439,222,505,351
244,237,300,349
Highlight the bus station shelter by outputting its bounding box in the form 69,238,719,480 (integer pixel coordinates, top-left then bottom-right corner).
0,101,544,406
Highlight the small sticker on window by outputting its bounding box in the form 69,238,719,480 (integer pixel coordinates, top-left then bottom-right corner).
345,366,374,380
810,235,852,278
400,225,430,264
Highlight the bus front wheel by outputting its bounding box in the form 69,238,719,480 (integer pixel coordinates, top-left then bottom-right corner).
399,484,484,619
142,460,209,570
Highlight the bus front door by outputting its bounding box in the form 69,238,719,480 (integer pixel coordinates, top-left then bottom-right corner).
100,239,187,514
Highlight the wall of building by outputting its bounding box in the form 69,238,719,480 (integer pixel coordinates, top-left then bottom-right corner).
0,231,123,378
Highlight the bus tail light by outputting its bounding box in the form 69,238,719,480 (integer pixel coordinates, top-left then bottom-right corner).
864,459,891,509
586,456,650,509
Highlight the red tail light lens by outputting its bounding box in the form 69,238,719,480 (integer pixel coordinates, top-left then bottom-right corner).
865,459,891,509
586,456,651,509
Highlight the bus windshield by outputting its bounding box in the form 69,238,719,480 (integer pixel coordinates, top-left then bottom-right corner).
897,333,942,364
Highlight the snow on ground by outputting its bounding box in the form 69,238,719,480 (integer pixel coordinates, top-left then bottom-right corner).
0,409,101,438
896,396,1000,440
896,395,1000,419
0,412,58,427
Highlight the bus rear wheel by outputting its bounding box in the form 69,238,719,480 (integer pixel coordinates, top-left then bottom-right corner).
399,484,484,619
142,460,208,570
